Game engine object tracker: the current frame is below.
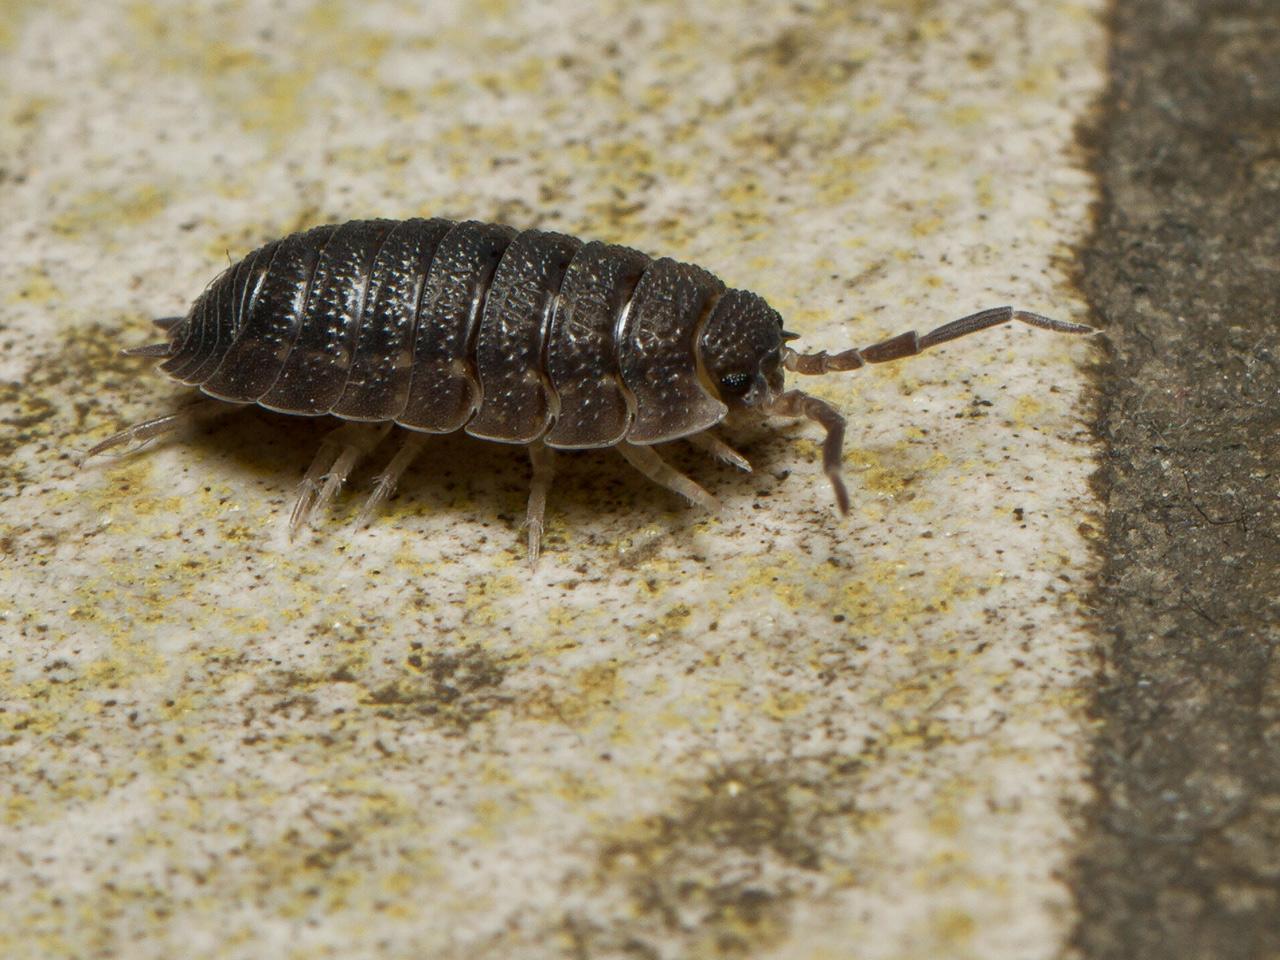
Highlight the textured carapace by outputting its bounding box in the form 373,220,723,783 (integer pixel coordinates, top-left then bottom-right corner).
92,217,1094,559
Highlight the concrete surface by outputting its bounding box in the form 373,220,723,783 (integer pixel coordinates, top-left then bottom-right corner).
1070,1,1280,957
2,1,1104,958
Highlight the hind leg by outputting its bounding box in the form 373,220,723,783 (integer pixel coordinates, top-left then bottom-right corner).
290,422,391,537
82,398,231,463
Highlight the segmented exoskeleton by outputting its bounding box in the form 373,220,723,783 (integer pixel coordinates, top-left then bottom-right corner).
90,218,1093,559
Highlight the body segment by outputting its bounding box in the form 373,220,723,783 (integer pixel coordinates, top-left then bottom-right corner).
616,258,727,444
397,220,516,433
543,240,648,449
198,226,336,403
260,219,396,415
329,217,452,421
466,229,581,443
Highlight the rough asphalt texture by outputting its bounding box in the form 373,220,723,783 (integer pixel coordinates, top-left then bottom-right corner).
1074,0,1280,957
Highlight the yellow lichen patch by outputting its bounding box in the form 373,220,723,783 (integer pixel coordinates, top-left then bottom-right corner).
127,0,393,146
811,153,881,207
688,675,750,732
879,673,957,715
848,444,915,497
378,85,425,123
1012,393,1047,426
915,15,951,43
86,459,163,532
199,794,444,921
1,649,165,793
928,800,964,840
522,661,624,729
0,0,45,51
726,553,813,610
761,689,809,720
1016,61,1061,97
464,795,534,844
50,184,170,239
7,264,61,305
912,215,945,238
929,907,978,948
390,538,440,583
618,602,695,652
472,0,513,17
948,104,987,127
728,11,874,112
554,770,610,807
228,62,317,142
829,558,982,640
456,573,521,628
528,600,572,637
975,173,997,209
1,94,56,159
323,141,412,175
476,54,550,99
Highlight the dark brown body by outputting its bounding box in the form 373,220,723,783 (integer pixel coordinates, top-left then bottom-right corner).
161,218,776,448
99,217,1090,559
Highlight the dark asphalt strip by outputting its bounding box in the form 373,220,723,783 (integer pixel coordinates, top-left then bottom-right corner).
1072,1,1280,958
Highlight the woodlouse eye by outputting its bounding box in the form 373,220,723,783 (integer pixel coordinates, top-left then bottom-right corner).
718,371,754,397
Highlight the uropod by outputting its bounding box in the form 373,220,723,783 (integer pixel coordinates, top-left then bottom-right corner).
89,218,1094,559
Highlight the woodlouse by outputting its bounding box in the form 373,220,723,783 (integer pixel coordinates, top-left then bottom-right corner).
90,217,1094,559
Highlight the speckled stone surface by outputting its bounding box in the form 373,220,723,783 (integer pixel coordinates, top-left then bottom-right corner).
1,2,1104,957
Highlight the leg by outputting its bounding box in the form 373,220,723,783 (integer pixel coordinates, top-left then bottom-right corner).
290,422,391,537
687,431,752,473
118,316,184,358
122,342,174,358
616,443,719,513
763,390,849,515
356,431,428,527
524,442,556,564
82,398,230,462
783,306,1095,374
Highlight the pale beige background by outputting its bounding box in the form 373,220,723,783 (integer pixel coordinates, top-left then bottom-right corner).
1,2,1104,957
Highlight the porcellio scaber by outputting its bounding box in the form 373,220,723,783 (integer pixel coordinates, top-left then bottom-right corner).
90,217,1094,559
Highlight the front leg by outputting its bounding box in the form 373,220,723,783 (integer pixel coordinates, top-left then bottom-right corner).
763,390,850,515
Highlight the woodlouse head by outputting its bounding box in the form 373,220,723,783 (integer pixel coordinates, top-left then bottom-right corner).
697,289,787,410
